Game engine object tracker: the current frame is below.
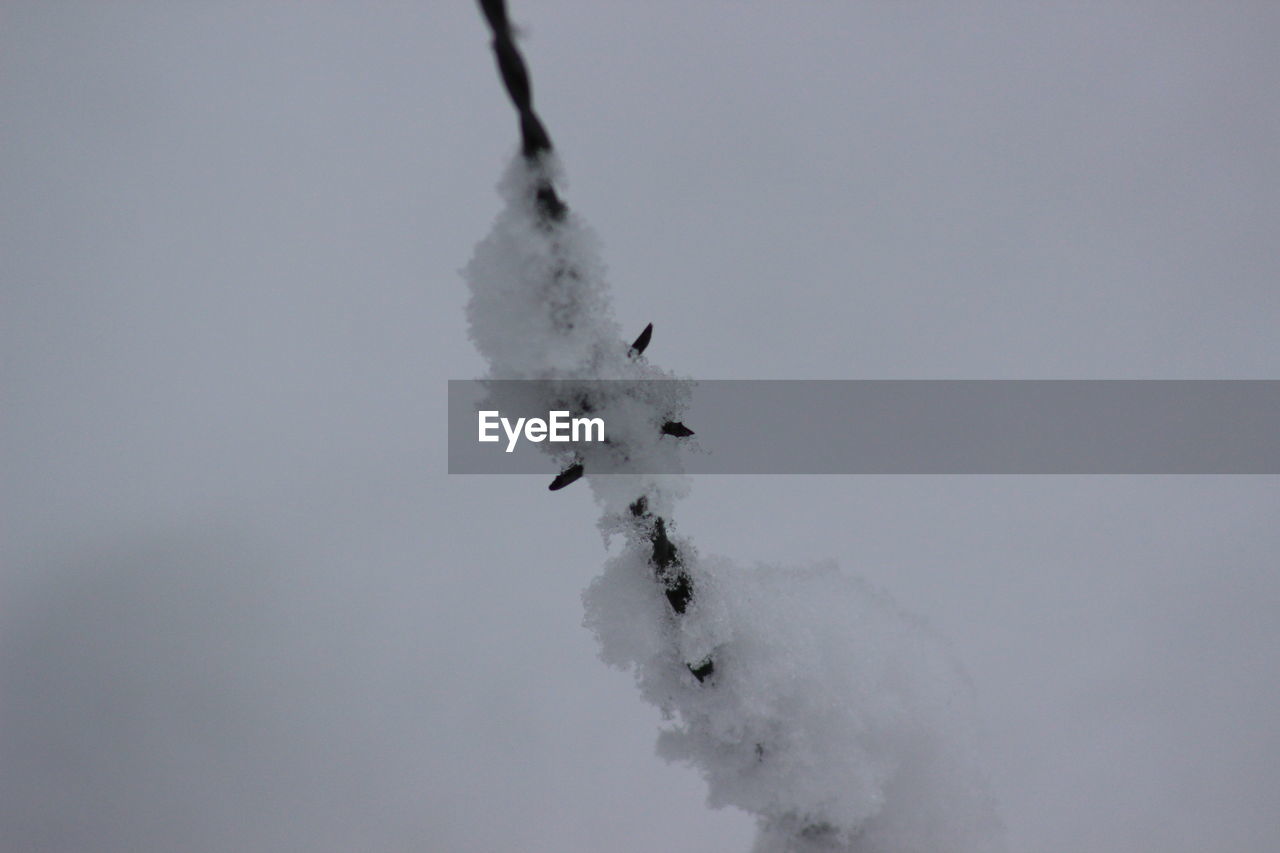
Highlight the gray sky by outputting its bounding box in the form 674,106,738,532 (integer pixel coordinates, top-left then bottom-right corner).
3,2,1278,851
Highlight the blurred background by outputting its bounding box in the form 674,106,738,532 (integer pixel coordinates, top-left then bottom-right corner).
3,2,1278,851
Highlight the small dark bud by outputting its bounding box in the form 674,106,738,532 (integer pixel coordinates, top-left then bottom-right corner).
548,462,584,491
688,658,715,683
629,323,653,356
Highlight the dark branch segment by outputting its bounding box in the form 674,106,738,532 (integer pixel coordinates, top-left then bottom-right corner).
477,0,565,221
630,497,714,682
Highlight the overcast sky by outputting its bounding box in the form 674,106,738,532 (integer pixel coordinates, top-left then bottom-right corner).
3,2,1279,851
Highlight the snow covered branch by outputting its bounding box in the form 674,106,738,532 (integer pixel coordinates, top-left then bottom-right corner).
466,4,1004,850
474,0,709,680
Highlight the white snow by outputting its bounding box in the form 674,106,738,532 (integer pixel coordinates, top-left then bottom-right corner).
466,154,1004,852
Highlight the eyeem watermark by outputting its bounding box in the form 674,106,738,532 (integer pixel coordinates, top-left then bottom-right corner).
453,380,1280,473
478,410,605,453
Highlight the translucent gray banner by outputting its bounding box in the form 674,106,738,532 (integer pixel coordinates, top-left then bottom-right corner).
448,380,1280,474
